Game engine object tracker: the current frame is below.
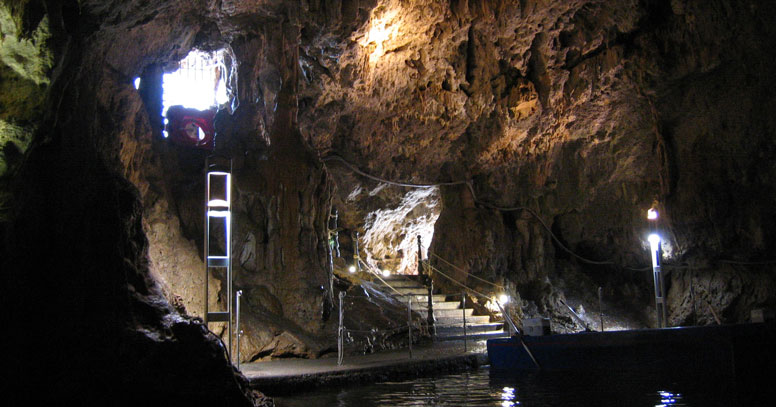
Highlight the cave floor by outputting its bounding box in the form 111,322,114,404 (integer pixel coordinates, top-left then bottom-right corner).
241,340,488,396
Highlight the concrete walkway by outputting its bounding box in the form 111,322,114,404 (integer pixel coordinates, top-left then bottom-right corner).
240,340,490,396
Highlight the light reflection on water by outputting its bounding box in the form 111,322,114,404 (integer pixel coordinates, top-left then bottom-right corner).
272,366,743,406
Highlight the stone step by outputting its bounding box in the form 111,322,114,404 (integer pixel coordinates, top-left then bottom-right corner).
378,279,424,289
412,301,461,310
436,330,510,341
394,287,432,296
416,308,474,318
434,315,492,326
396,294,448,303
435,322,505,335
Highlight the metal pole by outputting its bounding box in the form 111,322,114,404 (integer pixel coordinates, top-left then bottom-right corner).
354,232,361,272
598,286,604,332
236,290,242,368
418,235,435,338
691,275,697,326
338,291,346,366
462,292,467,353
408,297,413,359
204,165,209,324
496,300,540,369
227,160,233,363
650,239,667,328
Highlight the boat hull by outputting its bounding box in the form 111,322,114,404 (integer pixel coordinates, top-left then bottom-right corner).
487,322,775,372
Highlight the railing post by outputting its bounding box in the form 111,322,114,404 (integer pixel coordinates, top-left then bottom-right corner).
338,291,346,366
408,297,413,359
462,292,467,353
418,235,435,338
598,286,604,332
353,231,361,272
236,290,242,368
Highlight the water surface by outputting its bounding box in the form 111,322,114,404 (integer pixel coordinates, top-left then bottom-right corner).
274,366,752,406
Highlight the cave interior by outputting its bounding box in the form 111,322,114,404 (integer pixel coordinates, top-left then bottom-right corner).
2,0,776,404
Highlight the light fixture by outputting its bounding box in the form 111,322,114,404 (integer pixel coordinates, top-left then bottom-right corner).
648,233,661,253
647,232,666,327
499,294,509,304
382,269,391,277
647,208,658,220
348,265,356,273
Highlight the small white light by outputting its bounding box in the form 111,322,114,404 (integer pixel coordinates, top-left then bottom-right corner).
198,126,206,140
499,294,509,304
647,208,658,220
382,269,391,277
348,265,356,273
162,130,169,138
133,77,141,89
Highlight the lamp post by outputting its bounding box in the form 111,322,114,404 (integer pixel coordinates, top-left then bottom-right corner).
648,208,667,328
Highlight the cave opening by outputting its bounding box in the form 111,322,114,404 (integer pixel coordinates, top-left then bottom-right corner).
328,167,442,277
134,48,229,142
160,49,229,120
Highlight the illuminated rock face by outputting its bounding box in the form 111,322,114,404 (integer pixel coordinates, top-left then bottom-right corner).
298,0,776,326
2,0,776,402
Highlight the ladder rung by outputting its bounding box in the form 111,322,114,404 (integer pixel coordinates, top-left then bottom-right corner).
207,312,230,322
207,199,229,208
207,256,229,267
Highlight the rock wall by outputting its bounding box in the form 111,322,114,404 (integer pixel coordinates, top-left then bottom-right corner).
298,0,776,327
1,1,267,404
4,4,776,406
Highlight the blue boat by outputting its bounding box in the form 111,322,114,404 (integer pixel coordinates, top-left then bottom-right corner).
487,322,776,372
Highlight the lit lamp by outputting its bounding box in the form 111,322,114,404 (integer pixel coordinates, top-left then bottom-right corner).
382,269,391,277
647,208,667,328
348,265,356,274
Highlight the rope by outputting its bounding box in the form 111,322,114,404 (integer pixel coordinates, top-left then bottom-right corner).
324,154,621,267
322,155,468,188
357,259,406,297
718,259,776,265
348,260,433,335
427,263,493,301
327,154,776,275
428,251,504,289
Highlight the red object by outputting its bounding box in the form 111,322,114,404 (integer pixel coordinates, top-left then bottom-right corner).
165,105,216,150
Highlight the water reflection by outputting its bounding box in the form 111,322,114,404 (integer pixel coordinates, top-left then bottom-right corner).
500,386,517,406
656,390,683,406
274,366,743,406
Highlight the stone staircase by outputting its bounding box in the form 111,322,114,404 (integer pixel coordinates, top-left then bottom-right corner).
378,275,508,341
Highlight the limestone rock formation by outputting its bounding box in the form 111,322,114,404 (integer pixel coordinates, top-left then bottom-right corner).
297,0,776,327
3,0,776,403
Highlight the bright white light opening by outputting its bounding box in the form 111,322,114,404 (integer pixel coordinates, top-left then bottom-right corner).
162,49,228,117
348,265,357,273
382,269,391,277
499,294,509,304
133,77,141,89
647,208,658,220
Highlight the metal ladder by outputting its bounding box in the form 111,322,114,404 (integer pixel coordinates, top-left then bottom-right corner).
204,158,233,359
